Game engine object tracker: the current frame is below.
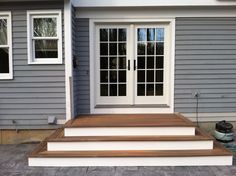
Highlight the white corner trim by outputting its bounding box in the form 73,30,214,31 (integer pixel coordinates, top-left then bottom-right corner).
27,10,63,65
170,19,175,113
89,19,95,114
64,0,74,121
0,12,13,80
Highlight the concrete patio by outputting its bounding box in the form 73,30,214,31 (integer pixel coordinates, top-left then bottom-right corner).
0,143,235,176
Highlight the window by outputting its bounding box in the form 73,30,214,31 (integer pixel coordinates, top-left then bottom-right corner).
0,12,12,79
27,10,62,64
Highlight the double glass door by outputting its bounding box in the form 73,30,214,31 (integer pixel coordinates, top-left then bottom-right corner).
95,24,170,105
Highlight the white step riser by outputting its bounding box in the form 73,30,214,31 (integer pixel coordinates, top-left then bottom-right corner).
47,141,213,151
29,156,233,166
64,127,195,137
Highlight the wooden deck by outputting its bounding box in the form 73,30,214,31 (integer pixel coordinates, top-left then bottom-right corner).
65,113,194,127
29,113,233,166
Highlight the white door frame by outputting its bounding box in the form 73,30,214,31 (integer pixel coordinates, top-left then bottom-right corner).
89,18,175,114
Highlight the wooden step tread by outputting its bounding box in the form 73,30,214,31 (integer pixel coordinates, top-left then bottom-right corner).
65,113,195,128
30,142,233,158
47,128,213,142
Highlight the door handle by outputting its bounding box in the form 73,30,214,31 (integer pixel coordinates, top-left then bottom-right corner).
128,60,130,70
134,60,136,71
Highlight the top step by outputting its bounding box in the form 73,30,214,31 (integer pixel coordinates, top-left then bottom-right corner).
66,113,195,128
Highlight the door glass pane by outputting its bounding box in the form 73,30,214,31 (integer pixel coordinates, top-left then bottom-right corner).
137,84,145,96
100,29,108,41
118,43,126,55
101,84,108,96
110,84,117,96
138,70,145,82
100,57,108,69
119,29,126,41
147,84,154,96
100,43,108,55
155,84,163,96
0,19,7,45
138,28,146,41
119,71,126,82
0,48,9,73
147,42,154,55
33,18,57,37
100,71,108,83
109,43,117,55
109,57,117,69
109,29,117,41
110,71,117,83
156,42,164,55
147,57,154,69
156,56,164,69
99,27,127,97
156,70,163,82
138,57,145,69
119,57,126,69
137,27,165,97
119,84,126,96
156,28,164,41
147,28,155,41
137,43,145,55
34,40,58,58
147,70,154,82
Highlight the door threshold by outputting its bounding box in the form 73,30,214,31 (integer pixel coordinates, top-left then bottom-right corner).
95,104,169,109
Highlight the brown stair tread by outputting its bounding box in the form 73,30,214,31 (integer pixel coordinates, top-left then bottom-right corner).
65,113,195,128
47,128,213,142
30,142,233,158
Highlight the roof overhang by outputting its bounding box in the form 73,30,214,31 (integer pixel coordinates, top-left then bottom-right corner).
73,0,236,7
0,0,63,2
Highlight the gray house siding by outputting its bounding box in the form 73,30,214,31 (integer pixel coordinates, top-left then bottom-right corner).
73,18,90,115
0,1,66,129
72,6,81,117
175,18,236,119
73,17,236,120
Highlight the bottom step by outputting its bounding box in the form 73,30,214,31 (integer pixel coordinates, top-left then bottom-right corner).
29,156,233,167
29,142,233,166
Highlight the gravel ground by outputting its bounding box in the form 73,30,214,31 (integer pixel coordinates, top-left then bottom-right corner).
0,144,236,176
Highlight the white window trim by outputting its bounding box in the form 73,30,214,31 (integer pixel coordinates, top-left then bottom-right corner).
27,10,63,65
0,12,13,80
89,18,175,114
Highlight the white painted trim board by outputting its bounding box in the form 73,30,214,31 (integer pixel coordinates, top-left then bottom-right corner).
29,156,233,166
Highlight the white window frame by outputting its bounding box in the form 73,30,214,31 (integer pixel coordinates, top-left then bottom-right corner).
0,12,13,80
27,10,62,64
